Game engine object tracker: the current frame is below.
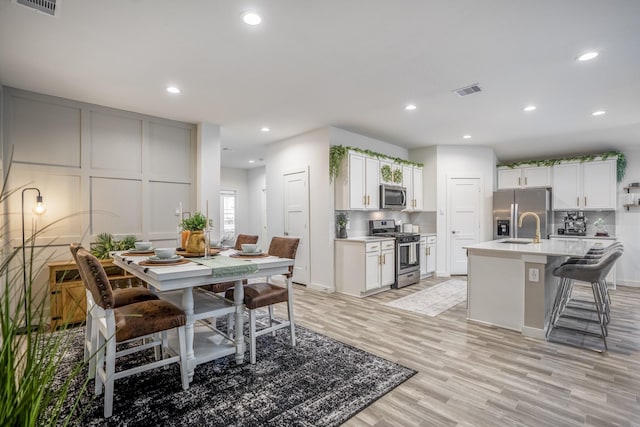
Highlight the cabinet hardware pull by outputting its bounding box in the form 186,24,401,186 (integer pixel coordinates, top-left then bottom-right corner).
518,177,521,186
524,177,528,185
577,197,579,206
364,195,367,205
382,254,386,264
584,196,587,206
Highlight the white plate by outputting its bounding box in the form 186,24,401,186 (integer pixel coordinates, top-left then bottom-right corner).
146,255,183,263
129,248,155,253
238,250,263,256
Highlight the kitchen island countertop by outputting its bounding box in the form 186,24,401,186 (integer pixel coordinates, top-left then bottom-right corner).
464,238,609,257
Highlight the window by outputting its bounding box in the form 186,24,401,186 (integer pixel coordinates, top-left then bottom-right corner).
220,190,236,239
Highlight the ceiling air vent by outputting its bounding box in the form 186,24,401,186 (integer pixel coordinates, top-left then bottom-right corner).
16,0,57,16
454,84,482,97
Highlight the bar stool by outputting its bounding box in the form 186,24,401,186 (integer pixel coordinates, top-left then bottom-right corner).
547,248,622,352
559,242,623,325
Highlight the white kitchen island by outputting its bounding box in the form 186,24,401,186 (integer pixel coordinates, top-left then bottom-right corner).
464,238,612,338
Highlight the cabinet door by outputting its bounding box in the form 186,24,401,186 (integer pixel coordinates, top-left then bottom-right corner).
365,250,381,291
381,247,395,286
426,242,436,274
523,166,551,188
583,160,616,210
498,168,523,189
419,237,427,277
402,165,413,210
379,159,394,185
552,163,581,210
348,153,366,209
365,157,380,209
59,282,87,325
412,167,423,210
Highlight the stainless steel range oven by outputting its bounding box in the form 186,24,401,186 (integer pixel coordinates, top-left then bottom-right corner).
369,219,420,288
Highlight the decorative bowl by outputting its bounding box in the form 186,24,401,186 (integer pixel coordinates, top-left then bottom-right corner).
241,243,258,253
135,241,152,251
154,247,177,259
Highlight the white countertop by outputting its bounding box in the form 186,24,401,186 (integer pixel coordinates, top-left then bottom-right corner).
464,238,610,257
549,234,616,240
335,236,394,242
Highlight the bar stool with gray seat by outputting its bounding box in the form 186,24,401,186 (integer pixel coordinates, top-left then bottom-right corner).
547,248,623,352
225,236,299,364
70,243,159,379
554,242,623,327
76,248,189,418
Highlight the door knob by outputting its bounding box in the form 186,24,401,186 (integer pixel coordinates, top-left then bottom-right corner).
284,231,289,236
452,230,456,234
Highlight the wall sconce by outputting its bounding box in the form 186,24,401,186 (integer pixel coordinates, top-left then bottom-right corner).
19,187,47,334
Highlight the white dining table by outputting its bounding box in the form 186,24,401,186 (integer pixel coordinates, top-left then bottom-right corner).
112,250,294,381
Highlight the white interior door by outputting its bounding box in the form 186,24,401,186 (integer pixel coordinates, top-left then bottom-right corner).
449,177,481,275
283,168,309,285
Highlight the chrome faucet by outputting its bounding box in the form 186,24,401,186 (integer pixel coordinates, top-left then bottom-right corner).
519,211,541,243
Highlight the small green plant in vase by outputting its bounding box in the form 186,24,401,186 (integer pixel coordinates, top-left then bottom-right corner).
180,212,209,253
336,212,349,239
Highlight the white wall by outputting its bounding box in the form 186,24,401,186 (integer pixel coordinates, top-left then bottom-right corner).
266,127,333,291
616,148,640,286
247,167,266,239
329,127,409,159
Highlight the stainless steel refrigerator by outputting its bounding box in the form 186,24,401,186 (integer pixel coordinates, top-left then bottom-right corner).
493,188,552,239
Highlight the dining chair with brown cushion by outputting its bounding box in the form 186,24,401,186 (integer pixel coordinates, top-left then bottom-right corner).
225,236,299,364
70,243,159,379
75,248,189,418
200,233,259,294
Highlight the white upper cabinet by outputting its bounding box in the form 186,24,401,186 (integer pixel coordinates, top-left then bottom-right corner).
402,165,423,211
335,151,380,210
497,165,551,189
552,159,616,210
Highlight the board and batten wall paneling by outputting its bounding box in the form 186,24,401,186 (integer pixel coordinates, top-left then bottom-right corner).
10,94,81,167
148,181,191,240
9,167,83,245
91,177,142,236
148,121,193,183
90,110,142,172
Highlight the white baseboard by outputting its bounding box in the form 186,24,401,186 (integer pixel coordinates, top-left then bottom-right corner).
521,325,546,339
616,279,640,287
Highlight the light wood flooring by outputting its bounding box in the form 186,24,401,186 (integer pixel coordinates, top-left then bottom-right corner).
273,278,640,427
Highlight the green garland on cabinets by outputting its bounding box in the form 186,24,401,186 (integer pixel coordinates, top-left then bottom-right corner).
497,151,627,182
329,145,423,182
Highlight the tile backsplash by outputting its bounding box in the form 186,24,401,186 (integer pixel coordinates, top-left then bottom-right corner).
335,210,437,237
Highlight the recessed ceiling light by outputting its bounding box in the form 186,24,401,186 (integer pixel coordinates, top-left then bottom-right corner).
577,51,599,61
405,104,417,111
523,105,537,112
248,159,255,164
592,110,606,116
242,12,262,25
261,127,270,132
463,135,472,139
166,86,180,94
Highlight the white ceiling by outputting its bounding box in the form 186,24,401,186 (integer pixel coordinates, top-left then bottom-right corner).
1,0,639,169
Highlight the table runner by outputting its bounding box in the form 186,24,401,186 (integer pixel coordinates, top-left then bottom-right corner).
191,256,259,278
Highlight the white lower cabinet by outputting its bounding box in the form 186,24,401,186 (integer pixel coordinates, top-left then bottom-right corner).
335,238,395,297
420,235,436,278
549,236,617,288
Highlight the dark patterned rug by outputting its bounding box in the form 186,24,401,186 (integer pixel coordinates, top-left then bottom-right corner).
54,318,415,426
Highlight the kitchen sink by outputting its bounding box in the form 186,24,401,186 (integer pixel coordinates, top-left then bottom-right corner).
500,239,532,244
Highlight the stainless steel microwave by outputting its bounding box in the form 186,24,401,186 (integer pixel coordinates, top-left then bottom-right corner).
380,184,407,210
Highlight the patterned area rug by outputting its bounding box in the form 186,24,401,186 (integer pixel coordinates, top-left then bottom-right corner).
52,318,415,426
385,279,467,316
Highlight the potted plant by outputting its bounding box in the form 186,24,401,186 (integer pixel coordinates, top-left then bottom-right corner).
180,212,208,253
336,212,349,239
91,232,137,259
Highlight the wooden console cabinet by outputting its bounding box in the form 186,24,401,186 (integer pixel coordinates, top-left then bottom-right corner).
49,259,144,329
